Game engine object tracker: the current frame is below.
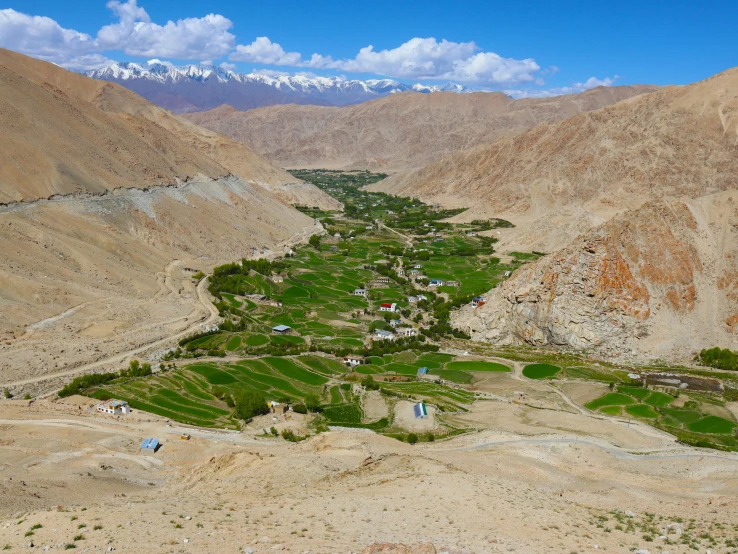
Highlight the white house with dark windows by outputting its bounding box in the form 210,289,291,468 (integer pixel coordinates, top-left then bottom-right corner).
354,288,368,297
374,329,395,340
397,327,418,337
380,303,398,312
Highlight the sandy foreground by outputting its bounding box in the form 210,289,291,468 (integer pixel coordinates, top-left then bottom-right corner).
2,391,738,554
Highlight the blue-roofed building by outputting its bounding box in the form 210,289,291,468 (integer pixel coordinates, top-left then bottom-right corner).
141,438,160,452
428,279,444,287
417,367,428,376
413,403,428,419
272,324,292,334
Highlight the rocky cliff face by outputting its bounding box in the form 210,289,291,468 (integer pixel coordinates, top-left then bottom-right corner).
454,192,738,361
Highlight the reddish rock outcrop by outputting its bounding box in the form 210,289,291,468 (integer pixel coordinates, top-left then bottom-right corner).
454,192,738,361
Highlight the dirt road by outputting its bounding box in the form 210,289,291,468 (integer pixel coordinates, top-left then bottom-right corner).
0,274,219,389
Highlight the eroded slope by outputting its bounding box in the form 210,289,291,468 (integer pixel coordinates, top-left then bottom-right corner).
184,85,656,172
455,192,738,361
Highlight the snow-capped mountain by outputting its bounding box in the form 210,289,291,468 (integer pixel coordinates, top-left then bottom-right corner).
83,60,473,113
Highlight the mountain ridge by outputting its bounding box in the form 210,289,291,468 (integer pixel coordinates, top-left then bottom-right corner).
83,60,474,113
184,84,658,173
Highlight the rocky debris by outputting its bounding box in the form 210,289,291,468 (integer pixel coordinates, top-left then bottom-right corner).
454,192,738,362
363,543,437,554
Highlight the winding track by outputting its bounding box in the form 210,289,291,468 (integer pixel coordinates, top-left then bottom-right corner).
0,274,219,389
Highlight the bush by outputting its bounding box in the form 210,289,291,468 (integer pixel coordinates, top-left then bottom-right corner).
407,433,418,444
234,390,270,421
308,235,321,249
270,426,278,436
361,375,380,391
424,432,435,442
281,429,308,442
292,403,308,414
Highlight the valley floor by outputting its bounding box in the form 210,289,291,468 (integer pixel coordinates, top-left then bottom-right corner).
2,392,738,553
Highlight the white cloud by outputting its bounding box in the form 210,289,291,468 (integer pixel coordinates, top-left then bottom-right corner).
60,54,116,70
230,37,301,65
97,0,235,59
505,76,619,99
232,36,540,85
219,62,236,71
312,37,540,85
0,1,234,67
0,8,97,64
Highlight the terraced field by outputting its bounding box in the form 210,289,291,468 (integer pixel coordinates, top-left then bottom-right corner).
585,385,738,450
88,352,481,433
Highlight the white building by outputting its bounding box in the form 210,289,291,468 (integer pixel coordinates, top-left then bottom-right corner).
396,327,418,337
380,303,398,312
97,399,130,415
374,329,395,340
344,355,363,367
354,288,368,297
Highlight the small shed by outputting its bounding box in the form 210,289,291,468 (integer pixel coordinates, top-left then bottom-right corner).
413,403,428,419
272,324,292,334
141,438,160,452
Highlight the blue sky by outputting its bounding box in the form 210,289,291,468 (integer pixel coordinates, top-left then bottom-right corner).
2,0,736,96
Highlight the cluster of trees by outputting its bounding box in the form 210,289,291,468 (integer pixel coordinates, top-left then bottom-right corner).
470,218,514,230
58,360,152,398
698,347,738,371
208,258,284,299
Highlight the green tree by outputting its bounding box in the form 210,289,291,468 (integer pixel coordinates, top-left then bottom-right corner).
308,235,321,249
304,393,322,412
234,390,269,421
407,433,418,445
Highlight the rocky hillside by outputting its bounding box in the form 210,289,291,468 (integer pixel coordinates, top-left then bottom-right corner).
0,48,310,203
184,85,656,172
370,67,738,252
454,191,738,362
0,49,329,383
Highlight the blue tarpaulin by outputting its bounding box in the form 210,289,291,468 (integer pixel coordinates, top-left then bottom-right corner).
141,438,159,451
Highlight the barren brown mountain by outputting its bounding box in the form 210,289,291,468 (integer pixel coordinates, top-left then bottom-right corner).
370,67,738,253
455,191,738,361
183,85,656,172
0,50,327,387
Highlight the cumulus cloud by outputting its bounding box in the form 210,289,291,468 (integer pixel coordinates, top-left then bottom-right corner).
505,76,619,99
230,37,301,65
309,37,540,85
0,1,234,66
230,36,540,85
0,8,97,64
97,0,235,59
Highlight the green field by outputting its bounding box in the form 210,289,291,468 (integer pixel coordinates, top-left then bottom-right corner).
585,393,636,410
522,363,561,379
686,416,737,434
585,385,738,449
445,360,511,372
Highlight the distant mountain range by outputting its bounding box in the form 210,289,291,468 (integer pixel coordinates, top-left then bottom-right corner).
83,60,473,113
